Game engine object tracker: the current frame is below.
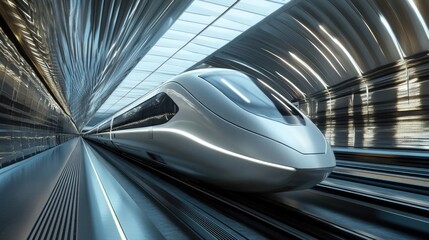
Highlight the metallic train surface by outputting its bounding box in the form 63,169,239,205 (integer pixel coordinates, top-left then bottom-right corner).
86,69,336,192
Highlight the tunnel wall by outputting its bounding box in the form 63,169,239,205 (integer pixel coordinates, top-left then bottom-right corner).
0,28,77,168
298,53,429,150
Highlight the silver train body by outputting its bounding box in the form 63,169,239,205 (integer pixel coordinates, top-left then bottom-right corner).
87,68,335,192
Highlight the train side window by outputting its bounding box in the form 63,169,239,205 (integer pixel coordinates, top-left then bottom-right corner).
111,93,178,131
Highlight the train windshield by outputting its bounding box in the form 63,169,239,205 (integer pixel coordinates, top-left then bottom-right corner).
200,71,304,125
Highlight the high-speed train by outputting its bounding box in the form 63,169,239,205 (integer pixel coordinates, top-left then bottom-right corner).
87,68,335,192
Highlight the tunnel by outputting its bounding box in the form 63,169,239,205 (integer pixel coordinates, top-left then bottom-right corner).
0,0,428,239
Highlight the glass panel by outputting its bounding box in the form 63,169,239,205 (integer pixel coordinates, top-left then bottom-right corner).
162,29,195,42
192,35,229,48
171,20,207,34
200,71,304,125
155,38,186,48
187,1,227,16
174,49,207,61
235,0,284,15
149,46,181,57
124,71,146,81
200,0,236,6
112,93,179,131
223,9,265,25
180,12,218,25
183,42,217,55
213,18,250,31
138,55,168,65
157,64,189,74
162,58,197,68
201,25,242,41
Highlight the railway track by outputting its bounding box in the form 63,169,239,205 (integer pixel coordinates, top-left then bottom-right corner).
88,142,429,239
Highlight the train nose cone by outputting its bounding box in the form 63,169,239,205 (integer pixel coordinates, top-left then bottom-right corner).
267,120,328,154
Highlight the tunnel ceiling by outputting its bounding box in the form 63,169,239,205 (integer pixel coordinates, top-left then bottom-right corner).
1,0,429,132
0,0,193,131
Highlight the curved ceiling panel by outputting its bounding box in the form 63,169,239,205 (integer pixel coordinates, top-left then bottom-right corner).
193,0,429,102
0,0,192,130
